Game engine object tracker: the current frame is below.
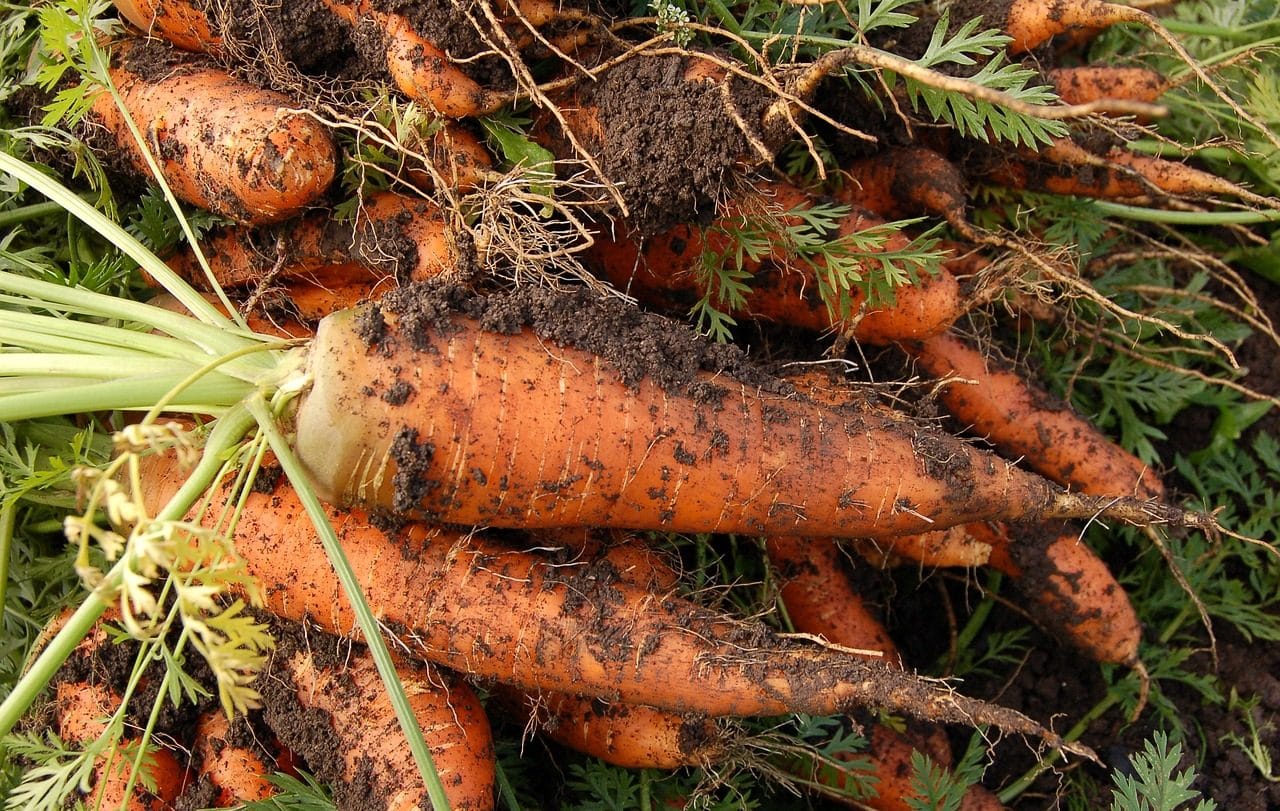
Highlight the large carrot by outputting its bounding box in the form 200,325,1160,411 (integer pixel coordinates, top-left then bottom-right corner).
135,453,1081,746
903,330,1165,500
287,286,1201,538
93,37,336,224
262,623,496,811
113,0,220,52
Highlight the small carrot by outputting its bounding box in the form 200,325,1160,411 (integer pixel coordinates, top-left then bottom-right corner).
113,0,221,53
55,680,190,811
135,452,1081,746
848,525,994,569
1045,66,1168,107
766,535,902,667
191,710,277,806
93,37,336,224
835,146,974,236
587,183,967,345
904,330,1165,500
976,521,1143,666
164,191,457,290
322,0,504,117
264,624,496,810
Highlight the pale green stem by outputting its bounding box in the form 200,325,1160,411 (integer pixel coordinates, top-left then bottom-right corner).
245,394,453,811
1090,202,1280,224
0,152,235,329
0,406,257,738
997,690,1121,803
0,200,66,229
0,503,14,628
0,309,214,358
0,374,254,422
0,355,200,379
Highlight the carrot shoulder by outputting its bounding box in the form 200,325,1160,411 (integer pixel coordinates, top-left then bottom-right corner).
93,37,336,224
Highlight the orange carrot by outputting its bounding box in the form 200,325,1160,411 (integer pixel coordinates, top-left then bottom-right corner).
955,0,1151,54
835,146,973,234
286,287,1198,540
264,626,496,810
766,535,902,667
54,680,189,811
903,330,1166,500
976,521,1143,666
496,687,723,769
113,0,220,52
93,37,336,224
135,452,1078,744
1045,66,1167,107
587,182,967,345
164,191,457,289
848,526,994,569
322,0,504,117
191,710,277,806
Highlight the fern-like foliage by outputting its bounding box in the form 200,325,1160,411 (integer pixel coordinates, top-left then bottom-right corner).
1109,731,1217,811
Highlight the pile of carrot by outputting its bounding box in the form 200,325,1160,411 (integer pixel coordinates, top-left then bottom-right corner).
19,0,1276,807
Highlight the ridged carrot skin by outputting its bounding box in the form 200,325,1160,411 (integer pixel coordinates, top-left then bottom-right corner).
93,38,336,224
288,290,1194,538
904,330,1165,500
267,639,496,810
135,453,1071,742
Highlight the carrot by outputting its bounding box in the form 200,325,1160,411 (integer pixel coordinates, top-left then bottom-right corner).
496,686,723,769
164,191,457,290
795,722,1006,811
134,452,1082,747
321,0,504,117
975,521,1143,666
93,37,337,224
54,680,189,811
113,0,220,52
953,0,1153,54
286,286,1202,539
835,146,973,236
1045,66,1168,107
587,183,967,345
191,710,277,806
847,525,994,570
766,535,902,666
263,623,496,811
903,330,1166,500
402,122,495,193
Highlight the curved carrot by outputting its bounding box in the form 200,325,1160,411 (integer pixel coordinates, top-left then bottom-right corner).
113,0,220,52
265,629,496,810
93,38,336,224
976,521,1143,666
322,0,502,117
587,183,966,345
766,535,902,667
835,146,972,234
288,289,1195,540
192,710,277,806
903,330,1165,500
135,453,1075,744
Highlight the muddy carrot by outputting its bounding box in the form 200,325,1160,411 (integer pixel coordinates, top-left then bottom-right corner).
113,0,220,52
263,625,496,810
93,37,336,224
903,330,1165,500
286,286,1200,539
835,146,973,235
134,452,1082,746
191,710,277,806
1045,66,1168,107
